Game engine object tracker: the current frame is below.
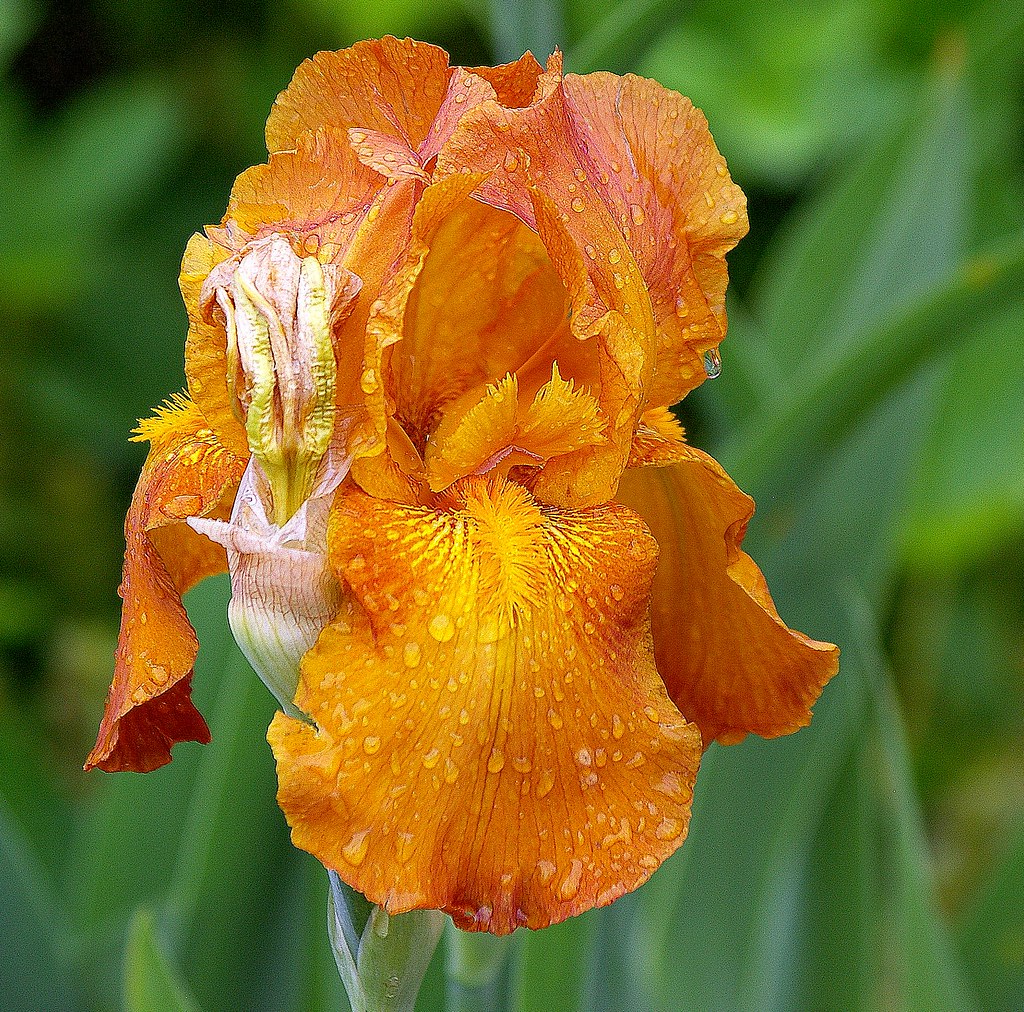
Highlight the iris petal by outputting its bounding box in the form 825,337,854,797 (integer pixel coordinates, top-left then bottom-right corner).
617,449,839,746
269,476,701,933
86,396,245,772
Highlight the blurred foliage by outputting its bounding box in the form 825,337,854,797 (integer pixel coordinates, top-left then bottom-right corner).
0,0,1021,1009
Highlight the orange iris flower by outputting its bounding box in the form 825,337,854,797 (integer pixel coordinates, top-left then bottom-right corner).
86,38,838,935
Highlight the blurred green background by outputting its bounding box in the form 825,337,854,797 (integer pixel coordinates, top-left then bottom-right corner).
1,0,1022,1009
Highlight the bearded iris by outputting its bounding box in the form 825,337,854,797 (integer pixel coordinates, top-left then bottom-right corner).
87,38,838,936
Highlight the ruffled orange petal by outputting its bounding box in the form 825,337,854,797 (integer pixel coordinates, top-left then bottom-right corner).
265,37,453,155
467,53,544,108
86,396,246,772
269,476,701,934
436,60,746,429
616,449,839,747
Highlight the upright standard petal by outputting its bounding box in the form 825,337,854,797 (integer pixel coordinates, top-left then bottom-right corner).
436,61,747,473
269,476,702,934
617,449,839,746
85,396,245,772
266,37,453,154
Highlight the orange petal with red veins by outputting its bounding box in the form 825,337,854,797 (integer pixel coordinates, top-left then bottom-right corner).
269,476,701,934
213,129,384,252
86,396,246,772
265,37,453,154
560,74,747,405
616,449,839,747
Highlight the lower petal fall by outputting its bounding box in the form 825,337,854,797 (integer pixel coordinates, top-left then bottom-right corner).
269,476,701,934
86,396,245,772
617,448,839,746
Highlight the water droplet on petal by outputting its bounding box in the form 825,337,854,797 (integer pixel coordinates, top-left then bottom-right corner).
363,736,381,755
487,750,505,774
537,859,556,885
342,829,371,865
547,708,564,730
503,151,519,172
702,348,722,379
536,769,555,798
428,614,455,642
558,859,583,900
403,642,422,668
630,203,645,225
396,831,415,863
571,197,585,213
359,368,379,394
655,817,683,841
608,248,621,265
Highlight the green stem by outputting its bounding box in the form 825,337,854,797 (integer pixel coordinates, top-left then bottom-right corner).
445,926,516,1012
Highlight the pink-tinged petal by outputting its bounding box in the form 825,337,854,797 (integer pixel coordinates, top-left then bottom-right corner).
265,37,453,154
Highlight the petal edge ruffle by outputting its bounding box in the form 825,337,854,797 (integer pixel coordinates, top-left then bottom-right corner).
85,397,245,772
616,449,838,746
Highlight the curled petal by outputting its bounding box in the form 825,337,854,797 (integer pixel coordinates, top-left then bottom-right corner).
86,396,246,772
467,53,545,108
269,476,701,934
424,365,605,491
616,449,839,746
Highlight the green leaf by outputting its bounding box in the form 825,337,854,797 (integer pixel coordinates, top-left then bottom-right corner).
566,0,680,74
0,799,78,1011
487,0,563,64
904,303,1024,569
512,913,594,1012
125,908,198,1012
956,814,1024,1009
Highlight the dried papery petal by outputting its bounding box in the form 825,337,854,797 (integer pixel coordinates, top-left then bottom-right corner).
190,461,344,713
202,234,360,525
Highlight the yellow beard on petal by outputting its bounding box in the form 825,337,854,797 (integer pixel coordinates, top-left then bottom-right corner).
269,474,703,934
